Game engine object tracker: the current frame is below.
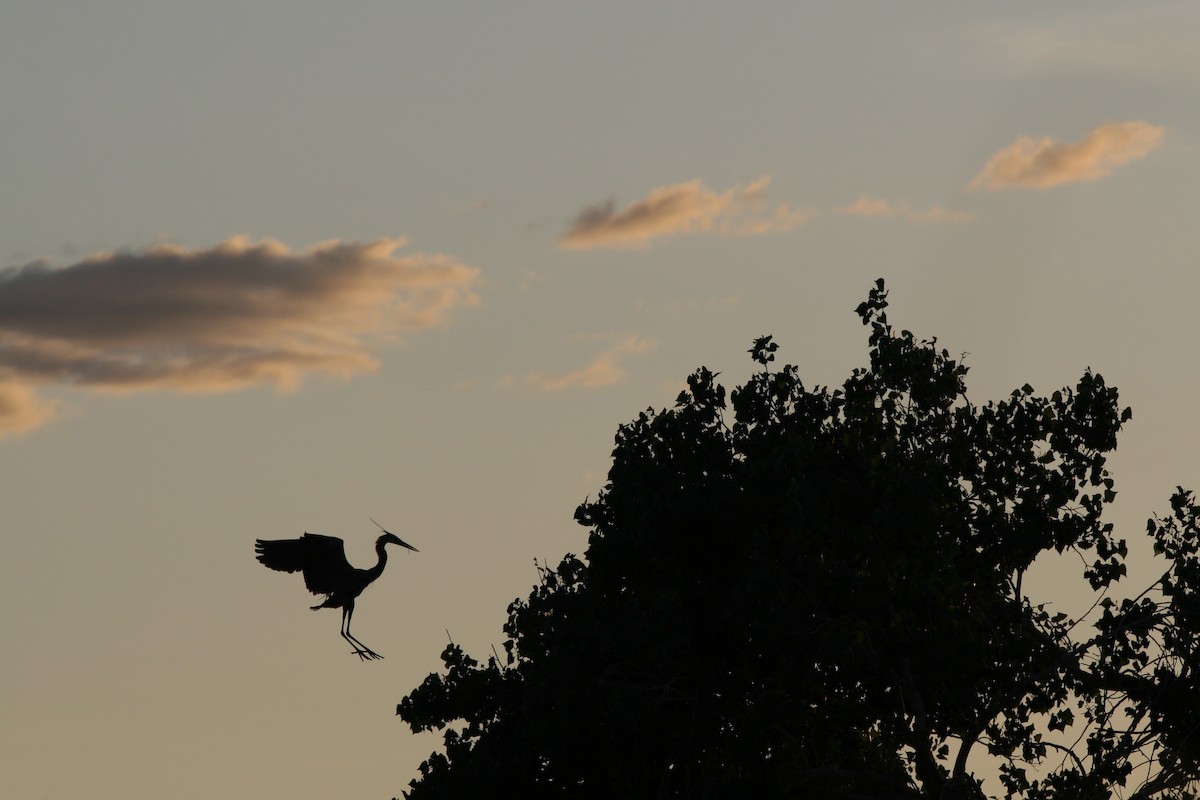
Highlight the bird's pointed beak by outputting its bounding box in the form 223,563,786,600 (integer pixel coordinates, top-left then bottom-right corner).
385,532,419,552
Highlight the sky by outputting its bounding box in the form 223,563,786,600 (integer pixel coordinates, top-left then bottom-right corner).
2,2,1199,798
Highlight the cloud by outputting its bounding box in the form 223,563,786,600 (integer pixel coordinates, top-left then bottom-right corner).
507,335,656,391
969,121,1163,190
984,14,1200,80
837,195,905,218
836,195,973,223
0,382,57,437
721,203,815,235
0,236,479,437
560,177,811,249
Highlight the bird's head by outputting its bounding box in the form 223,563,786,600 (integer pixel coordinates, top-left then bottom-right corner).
370,517,418,552
378,531,419,553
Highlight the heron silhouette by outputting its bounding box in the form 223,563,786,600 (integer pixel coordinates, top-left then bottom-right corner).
255,518,418,660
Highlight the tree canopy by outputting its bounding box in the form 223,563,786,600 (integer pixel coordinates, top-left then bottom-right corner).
397,279,1200,800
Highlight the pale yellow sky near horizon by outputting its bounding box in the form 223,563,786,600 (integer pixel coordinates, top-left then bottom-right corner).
3,3,1200,798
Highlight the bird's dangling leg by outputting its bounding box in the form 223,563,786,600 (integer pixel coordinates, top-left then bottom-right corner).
340,605,370,660
341,603,383,661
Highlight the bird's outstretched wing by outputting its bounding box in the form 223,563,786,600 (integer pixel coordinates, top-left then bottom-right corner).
255,533,352,596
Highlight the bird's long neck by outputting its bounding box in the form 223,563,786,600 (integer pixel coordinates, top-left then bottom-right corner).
366,539,389,581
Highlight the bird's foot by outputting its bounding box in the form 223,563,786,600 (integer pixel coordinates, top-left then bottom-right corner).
352,648,384,661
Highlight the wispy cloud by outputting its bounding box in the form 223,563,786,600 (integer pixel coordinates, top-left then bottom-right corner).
837,195,905,218
722,202,815,235
969,121,1163,190
0,236,479,437
0,382,57,437
503,335,656,391
560,177,811,249
984,13,1200,80
836,195,974,223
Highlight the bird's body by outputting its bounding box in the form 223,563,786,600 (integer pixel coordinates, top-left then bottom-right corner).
255,521,417,660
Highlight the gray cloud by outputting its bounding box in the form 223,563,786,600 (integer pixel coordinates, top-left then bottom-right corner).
985,14,1200,80
0,236,479,437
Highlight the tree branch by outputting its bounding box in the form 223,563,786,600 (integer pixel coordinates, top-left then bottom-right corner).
897,658,944,798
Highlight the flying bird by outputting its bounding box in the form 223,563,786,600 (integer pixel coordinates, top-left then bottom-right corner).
255,518,418,660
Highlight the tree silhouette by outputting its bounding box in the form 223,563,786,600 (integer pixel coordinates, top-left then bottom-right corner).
398,279,1200,799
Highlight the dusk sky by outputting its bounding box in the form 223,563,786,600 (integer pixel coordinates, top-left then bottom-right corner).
4,3,1199,798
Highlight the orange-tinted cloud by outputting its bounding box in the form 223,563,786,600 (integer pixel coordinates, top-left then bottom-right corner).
0,382,57,438
837,195,905,218
836,195,973,223
969,121,1163,190
560,177,811,249
508,335,656,391
0,237,479,437
722,203,815,235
